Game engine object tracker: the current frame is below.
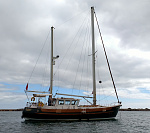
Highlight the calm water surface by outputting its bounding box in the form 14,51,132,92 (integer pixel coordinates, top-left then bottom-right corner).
0,111,150,133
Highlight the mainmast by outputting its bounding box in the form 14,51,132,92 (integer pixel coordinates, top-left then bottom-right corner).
50,27,54,95
50,27,59,96
91,7,96,105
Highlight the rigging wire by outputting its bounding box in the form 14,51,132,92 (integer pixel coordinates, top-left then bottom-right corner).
53,22,85,76
94,10,120,103
86,23,91,95
41,45,51,92
70,13,91,95
55,8,89,29
95,42,109,105
78,23,89,94
72,17,89,90
58,12,90,90
27,30,50,84
53,10,90,76
25,31,50,101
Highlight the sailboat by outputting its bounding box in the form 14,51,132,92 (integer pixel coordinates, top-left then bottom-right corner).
22,7,122,121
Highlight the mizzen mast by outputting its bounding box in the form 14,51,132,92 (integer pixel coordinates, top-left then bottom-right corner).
50,27,59,95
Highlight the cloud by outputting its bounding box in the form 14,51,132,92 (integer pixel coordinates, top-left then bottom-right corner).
0,0,150,108
0,91,27,109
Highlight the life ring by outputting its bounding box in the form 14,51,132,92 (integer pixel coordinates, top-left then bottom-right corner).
31,97,35,101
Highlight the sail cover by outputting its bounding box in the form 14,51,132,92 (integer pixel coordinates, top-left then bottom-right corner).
33,94,52,97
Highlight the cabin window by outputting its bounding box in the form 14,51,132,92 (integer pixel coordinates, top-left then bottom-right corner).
59,100,64,105
71,100,77,105
65,100,70,105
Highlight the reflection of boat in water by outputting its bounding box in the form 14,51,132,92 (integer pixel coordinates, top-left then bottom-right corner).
22,7,122,121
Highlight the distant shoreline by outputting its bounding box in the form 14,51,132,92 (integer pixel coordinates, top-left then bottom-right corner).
0,108,150,111
119,108,150,111
0,109,23,111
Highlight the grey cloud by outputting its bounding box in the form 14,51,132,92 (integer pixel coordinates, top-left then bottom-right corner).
0,0,150,108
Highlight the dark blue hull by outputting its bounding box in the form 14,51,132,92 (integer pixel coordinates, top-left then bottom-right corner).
22,105,121,121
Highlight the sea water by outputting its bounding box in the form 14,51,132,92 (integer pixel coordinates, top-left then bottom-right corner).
0,111,150,133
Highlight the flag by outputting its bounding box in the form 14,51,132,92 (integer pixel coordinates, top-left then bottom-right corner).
26,83,28,91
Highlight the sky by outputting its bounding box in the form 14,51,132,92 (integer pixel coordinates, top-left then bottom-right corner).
0,0,150,109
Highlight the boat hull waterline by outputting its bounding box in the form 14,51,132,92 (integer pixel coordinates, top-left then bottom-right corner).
22,105,121,121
